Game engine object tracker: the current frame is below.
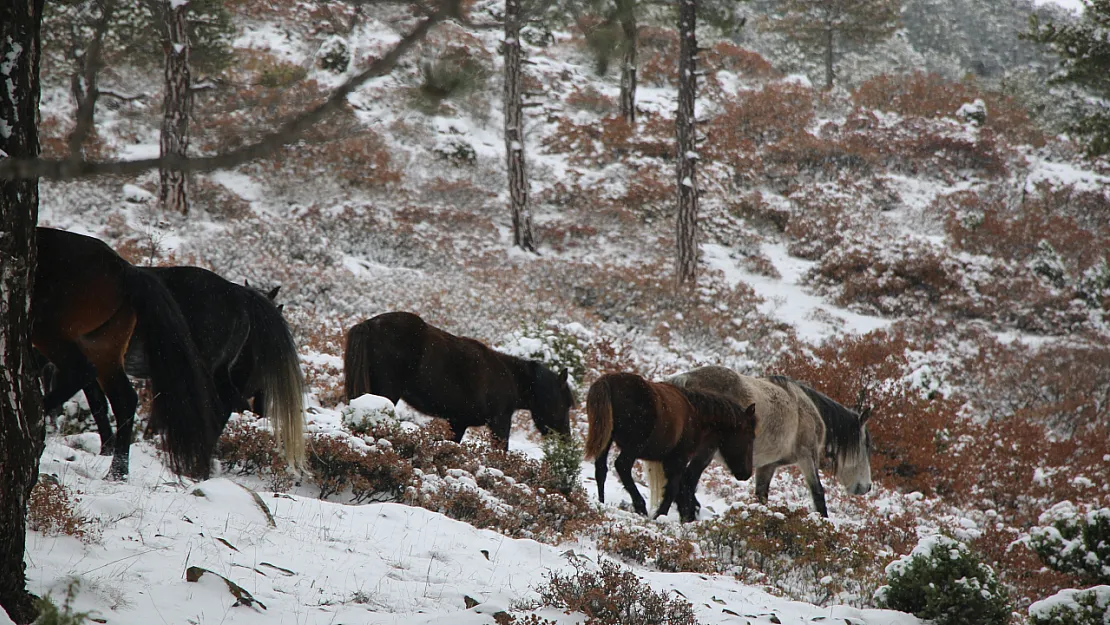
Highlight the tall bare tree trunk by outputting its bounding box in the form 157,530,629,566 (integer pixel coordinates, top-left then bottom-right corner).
675,0,700,288
823,27,835,90
503,0,535,251
159,0,191,214
0,2,47,623
617,0,638,124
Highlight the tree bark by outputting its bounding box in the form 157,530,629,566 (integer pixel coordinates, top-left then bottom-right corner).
503,0,535,251
824,26,835,90
675,0,700,288
159,0,192,214
617,0,638,124
0,2,47,623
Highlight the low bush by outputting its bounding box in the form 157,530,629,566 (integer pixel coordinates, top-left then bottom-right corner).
541,433,585,496
697,504,877,605
306,434,413,503
875,534,1010,625
1030,502,1110,584
28,478,98,543
526,557,700,625
599,526,714,574
216,419,294,492
1029,586,1110,625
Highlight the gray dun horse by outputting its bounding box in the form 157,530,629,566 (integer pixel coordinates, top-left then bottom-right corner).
660,365,872,518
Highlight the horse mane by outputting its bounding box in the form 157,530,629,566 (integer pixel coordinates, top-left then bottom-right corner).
767,375,864,463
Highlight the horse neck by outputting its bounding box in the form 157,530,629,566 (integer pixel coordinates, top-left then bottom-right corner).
500,354,536,410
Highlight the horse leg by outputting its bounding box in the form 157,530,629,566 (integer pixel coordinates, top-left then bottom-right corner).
652,456,689,521
797,455,828,517
98,369,139,481
594,441,611,503
677,447,716,522
615,452,649,516
754,463,778,505
448,420,467,444
489,412,512,451
82,383,115,456
37,342,98,414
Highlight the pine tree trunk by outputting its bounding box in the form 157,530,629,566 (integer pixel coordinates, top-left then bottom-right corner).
617,0,638,124
503,0,535,251
675,0,700,288
824,27,835,90
0,2,47,623
159,0,191,214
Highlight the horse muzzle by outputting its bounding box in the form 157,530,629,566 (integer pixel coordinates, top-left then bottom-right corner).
850,482,872,495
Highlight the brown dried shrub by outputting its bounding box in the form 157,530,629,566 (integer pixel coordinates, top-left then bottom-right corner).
306,434,414,503
28,478,99,543
852,71,1043,146
216,420,294,491
705,42,779,79
598,526,715,573
638,27,679,87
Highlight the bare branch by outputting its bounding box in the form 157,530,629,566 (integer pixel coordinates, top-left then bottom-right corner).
1,0,461,181
98,89,148,102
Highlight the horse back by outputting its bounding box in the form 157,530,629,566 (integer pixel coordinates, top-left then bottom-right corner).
33,228,133,341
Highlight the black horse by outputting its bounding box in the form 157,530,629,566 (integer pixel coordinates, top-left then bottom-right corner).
344,311,574,449
80,266,307,470
32,228,221,479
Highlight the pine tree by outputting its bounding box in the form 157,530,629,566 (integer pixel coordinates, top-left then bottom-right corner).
765,0,900,89
1025,0,1110,156
504,0,535,251
157,0,192,214
675,0,700,287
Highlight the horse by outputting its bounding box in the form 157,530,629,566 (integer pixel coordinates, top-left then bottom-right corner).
343,311,574,449
664,366,872,518
32,227,221,480
78,266,305,469
584,371,758,522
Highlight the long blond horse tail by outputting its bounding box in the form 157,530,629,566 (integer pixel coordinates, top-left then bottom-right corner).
585,376,614,459
646,461,666,510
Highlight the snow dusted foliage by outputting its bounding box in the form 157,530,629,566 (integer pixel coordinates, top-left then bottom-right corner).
497,321,591,388
1030,502,1110,584
342,393,401,432
875,534,1010,625
1029,586,1110,625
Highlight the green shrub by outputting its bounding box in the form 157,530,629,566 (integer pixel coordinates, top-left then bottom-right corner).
34,579,91,625
875,534,1010,625
258,61,308,88
498,321,589,388
418,45,489,102
1029,586,1110,625
541,433,584,496
317,36,350,73
1030,502,1110,584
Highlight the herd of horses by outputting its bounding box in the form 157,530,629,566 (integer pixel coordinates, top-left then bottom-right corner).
32,227,873,520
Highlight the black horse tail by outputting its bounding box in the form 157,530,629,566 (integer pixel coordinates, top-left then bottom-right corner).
121,267,220,479
242,288,306,470
344,320,374,401
585,377,614,459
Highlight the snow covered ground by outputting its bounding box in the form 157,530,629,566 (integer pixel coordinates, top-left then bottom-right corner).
19,434,921,625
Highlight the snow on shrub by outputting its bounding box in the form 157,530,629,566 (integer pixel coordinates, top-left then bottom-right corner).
342,394,401,434
498,320,590,388
1030,502,1110,584
875,534,1010,625
541,432,584,496
1029,586,1110,625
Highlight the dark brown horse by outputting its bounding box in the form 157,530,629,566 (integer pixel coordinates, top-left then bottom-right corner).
344,311,574,449
584,372,758,522
76,266,305,469
33,228,221,480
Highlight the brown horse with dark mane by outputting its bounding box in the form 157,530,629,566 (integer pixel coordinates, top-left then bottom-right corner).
584,372,758,522
344,311,574,449
32,228,221,480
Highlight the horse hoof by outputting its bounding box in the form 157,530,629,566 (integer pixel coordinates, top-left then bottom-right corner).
105,471,127,481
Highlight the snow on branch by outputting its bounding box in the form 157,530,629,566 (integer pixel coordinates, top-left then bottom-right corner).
0,0,463,182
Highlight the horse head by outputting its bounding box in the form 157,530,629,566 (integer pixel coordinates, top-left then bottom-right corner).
833,406,873,495
529,363,574,437
717,402,758,481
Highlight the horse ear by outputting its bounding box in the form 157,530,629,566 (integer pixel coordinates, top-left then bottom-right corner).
244,279,250,288
558,368,569,384
267,285,281,300
277,304,285,314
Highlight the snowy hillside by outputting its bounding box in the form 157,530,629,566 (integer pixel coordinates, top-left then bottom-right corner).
21,0,1110,624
